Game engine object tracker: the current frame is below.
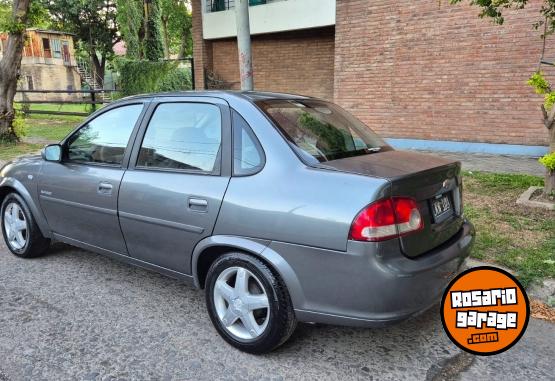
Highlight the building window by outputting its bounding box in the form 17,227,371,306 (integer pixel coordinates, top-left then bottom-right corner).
51,39,62,58
42,38,52,58
26,76,34,90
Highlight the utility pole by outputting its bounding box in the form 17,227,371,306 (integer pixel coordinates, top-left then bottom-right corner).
235,0,253,90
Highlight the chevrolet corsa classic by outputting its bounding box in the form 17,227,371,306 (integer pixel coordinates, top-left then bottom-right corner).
0,92,475,353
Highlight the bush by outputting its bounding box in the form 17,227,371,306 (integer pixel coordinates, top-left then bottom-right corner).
539,152,555,171
13,110,28,139
158,68,192,92
115,58,192,96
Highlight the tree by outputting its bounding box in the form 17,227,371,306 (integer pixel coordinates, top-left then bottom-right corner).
160,0,192,59
40,0,119,86
451,0,555,193
117,0,143,59
0,0,31,142
117,0,165,61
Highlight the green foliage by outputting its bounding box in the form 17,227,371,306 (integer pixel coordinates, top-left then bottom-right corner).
160,0,192,58
116,0,143,59
544,91,555,110
1,0,49,33
12,110,28,139
144,0,164,61
158,67,192,92
115,59,192,95
528,72,551,94
539,152,555,171
40,0,118,63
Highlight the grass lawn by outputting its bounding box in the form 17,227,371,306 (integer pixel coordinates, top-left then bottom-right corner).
19,104,87,142
26,118,80,142
464,171,555,287
0,142,43,161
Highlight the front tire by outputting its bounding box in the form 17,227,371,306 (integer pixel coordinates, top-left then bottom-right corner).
1,192,50,258
205,252,297,354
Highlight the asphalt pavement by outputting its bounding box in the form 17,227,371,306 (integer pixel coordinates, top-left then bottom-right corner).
0,241,553,381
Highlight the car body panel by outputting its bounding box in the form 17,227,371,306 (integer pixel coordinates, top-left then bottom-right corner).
215,166,390,252
39,163,129,254
319,150,464,257
119,170,230,274
0,157,51,237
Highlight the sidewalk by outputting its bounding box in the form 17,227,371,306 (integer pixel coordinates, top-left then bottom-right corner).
412,150,544,177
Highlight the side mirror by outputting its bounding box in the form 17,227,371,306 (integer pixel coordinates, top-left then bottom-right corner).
41,144,62,162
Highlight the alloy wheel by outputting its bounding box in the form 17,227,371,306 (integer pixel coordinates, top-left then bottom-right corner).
213,266,270,340
3,202,28,251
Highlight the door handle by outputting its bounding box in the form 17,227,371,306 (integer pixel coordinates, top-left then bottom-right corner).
98,182,113,195
188,198,208,211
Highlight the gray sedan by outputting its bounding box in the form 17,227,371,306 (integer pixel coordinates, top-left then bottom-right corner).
0,91,474,353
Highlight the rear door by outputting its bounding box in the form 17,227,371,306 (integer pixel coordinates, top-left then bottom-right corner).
118,98,231,274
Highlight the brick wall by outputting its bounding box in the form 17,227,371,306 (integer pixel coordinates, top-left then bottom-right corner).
334,0,553,146
192,0,212,90
202,27,335,100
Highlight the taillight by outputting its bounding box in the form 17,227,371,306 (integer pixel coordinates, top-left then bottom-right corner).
349,197,423,242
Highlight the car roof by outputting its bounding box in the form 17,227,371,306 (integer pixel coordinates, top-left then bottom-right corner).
118,90,313,103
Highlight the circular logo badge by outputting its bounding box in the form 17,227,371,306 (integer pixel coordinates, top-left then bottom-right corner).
441,266,530,356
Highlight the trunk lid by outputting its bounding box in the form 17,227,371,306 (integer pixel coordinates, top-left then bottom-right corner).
319,150,464,257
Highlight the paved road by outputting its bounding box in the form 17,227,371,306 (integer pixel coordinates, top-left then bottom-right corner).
0,242,553,381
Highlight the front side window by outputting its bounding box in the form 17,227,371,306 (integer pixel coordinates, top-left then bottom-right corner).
233,111,264,176
137,103,222,172
66,104,143,165
257,99,390,164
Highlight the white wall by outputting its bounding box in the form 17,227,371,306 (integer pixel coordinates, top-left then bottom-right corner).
202,0,336,40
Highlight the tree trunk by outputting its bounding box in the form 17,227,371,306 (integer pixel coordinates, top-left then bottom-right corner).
90,52,106,88
161,17,170,59
177,24,191,59
541,105,555,194
546,170,555,195
0,0,31,142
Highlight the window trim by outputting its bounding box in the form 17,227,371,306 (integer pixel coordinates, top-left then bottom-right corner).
130,100,228,177
231,109,266,177
62,102,148,168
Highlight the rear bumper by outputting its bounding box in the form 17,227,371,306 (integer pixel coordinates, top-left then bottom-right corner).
273,220,475,328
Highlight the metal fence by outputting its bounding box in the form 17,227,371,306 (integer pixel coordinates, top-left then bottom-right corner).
206,0,278,12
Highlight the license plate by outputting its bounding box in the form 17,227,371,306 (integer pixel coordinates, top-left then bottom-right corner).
431,194,452,220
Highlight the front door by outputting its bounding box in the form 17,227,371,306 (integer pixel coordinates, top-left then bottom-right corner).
38,103,147,254
61,41,71,66
118,100,231,274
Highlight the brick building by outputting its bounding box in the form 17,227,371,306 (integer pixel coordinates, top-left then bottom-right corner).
193,0,552,154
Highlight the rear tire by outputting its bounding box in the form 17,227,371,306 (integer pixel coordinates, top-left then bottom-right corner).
205,252,297,354
1,192,50,258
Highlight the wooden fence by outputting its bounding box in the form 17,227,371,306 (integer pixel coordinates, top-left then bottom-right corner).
16,89,117,117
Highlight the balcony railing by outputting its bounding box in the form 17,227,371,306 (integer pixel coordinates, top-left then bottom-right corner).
206,0,284,13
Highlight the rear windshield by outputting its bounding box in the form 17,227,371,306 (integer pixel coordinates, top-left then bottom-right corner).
256,99,390,163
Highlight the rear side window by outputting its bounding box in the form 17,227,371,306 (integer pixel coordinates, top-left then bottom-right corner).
137,103,222,172
66,104,143,165
232,111,264,176
256,99,389,164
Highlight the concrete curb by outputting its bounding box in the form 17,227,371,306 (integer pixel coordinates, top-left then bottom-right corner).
516,186,555,211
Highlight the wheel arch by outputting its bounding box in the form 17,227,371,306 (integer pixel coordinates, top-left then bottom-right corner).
192,235,305,309
0,177,51,238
